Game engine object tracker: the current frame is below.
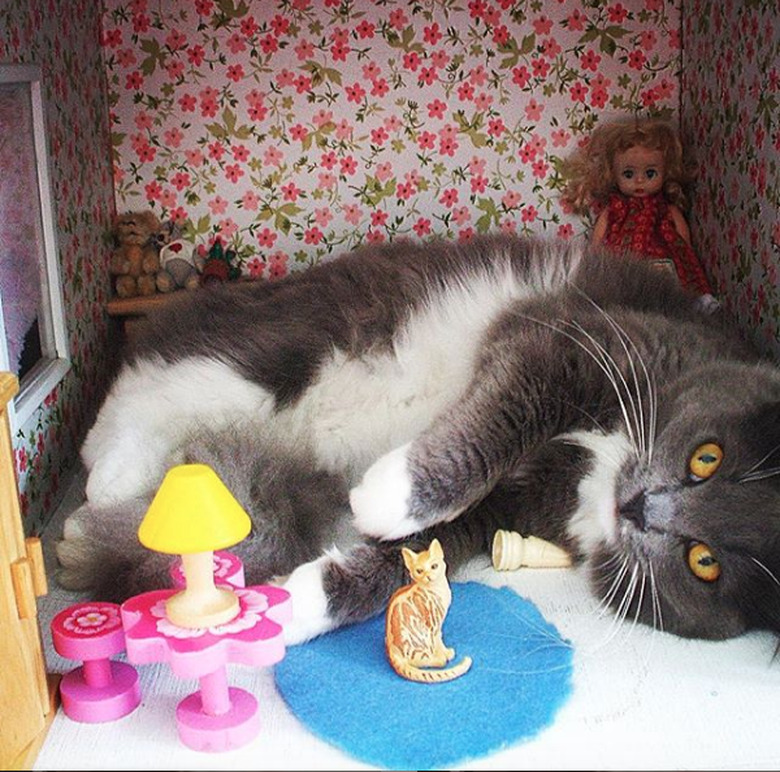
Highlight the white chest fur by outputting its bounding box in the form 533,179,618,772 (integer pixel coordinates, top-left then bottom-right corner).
561,429,632,554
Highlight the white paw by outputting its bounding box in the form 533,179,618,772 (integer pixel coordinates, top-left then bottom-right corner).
349,443,418,540
282,554,340,645
62,512,86,541
56,508,97,590
85,449,162,506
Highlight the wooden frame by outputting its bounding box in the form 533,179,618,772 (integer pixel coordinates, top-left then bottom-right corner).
0,373,56,769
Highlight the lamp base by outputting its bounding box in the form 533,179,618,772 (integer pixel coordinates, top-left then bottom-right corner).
165,586,239,629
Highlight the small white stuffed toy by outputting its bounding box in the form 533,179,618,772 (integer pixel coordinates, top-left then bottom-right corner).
156,239,206,293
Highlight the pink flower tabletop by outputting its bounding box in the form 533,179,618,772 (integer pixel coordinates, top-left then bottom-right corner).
120,585,291,680
52,602,125,661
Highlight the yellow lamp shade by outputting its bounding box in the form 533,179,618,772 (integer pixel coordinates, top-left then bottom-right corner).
138,464,251,554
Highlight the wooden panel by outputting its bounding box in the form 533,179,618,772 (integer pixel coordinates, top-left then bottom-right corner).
0,373,53,770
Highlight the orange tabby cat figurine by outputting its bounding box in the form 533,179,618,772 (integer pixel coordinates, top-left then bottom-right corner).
385,538,472,683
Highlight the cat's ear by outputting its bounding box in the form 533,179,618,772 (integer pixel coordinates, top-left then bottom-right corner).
401,546,416,573
429,538,443,559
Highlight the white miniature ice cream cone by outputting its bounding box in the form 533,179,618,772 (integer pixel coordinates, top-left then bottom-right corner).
492,530,572,570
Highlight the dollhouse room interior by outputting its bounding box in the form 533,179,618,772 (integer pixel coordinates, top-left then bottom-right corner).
1,0,778,769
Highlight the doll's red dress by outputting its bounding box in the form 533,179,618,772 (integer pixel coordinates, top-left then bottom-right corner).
601,192,712,295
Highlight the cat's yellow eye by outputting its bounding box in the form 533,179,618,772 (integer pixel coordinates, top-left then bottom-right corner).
689,442,723,481
687,542,721,582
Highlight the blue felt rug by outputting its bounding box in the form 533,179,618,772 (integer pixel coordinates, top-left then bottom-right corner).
275,581,574,770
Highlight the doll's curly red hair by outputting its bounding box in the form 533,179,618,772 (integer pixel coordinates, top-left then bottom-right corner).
561,117,694,215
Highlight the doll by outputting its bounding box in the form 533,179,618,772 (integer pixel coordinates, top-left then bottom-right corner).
561,117,717,309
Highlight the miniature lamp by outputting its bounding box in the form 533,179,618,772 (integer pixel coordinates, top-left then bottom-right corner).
138,464,251,629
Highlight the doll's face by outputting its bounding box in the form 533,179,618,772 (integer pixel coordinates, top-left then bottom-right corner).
613,145,665,198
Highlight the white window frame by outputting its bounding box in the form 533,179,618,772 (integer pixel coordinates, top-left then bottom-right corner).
0,64,69,431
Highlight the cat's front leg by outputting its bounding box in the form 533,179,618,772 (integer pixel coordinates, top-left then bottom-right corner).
349,443,419,540
351,394,520,540
283,509,494,644
282,542,408,644
82,357,274,505
350,324,587,541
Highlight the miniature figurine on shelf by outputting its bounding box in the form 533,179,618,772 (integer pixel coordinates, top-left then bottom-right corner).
561,116,719,312
492,530,572,571
200,237,241,286
109,210,162,299
385,538,471,684
137,463,251,629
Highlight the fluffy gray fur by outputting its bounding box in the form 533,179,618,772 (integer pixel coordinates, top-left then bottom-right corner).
57,233,780,643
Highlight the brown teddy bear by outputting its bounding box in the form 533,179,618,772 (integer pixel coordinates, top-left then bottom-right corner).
109,210,162,298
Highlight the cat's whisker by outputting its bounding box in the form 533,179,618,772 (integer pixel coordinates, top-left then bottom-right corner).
606,328,657,466
596,555,631,618
741,443,780,479
739,467,780,484
487,629,573,651
588,552,632,598
492,600,572,643
648,560,664,634
627,567,648,637
559,401,609,435
593,557,625,614
569,289,657,463
750,556,780,588
479,662,574,678
572,318,647,460
516,311,642,459
572,334,641,457
628,563,665,663
597,562,640,649
646,370,658,465
606,325,655,465
601,561,634,619
490,592,575,647
562,319,643,459
588,550,623,574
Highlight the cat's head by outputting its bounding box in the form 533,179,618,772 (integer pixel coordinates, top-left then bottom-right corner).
593,361,780,641
402,538,447,584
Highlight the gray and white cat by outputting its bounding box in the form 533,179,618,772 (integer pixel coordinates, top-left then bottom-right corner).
56,233,780,645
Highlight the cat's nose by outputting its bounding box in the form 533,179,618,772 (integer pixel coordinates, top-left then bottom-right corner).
619,492,646,530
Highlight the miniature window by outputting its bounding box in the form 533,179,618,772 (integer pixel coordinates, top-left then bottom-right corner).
0,64,69,430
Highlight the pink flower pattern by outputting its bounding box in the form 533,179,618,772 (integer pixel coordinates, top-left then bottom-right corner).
149,587,271,640
0,0,115,531
102,0,684,265
683,0,780,358
0,0,777,534
62,603,122,637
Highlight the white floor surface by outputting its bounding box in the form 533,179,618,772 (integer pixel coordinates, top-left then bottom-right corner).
32,470,780,771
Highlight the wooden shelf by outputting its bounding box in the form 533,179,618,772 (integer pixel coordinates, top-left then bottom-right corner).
107,291,184,347
106,292,177,319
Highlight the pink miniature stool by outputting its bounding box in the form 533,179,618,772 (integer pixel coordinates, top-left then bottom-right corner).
121,584,291,752
169,549,245,589
51,601,141,723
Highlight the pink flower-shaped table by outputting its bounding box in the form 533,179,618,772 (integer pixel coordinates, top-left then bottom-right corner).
120,584,291,752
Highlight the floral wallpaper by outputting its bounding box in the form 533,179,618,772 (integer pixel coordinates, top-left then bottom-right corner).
0,0,116,532
102,0,684,275
682,0,780,358
0,0,777,535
